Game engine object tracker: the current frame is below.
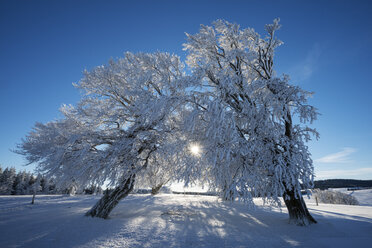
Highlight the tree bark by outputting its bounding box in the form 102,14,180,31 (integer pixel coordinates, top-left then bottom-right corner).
85,174,135,219
283,116,316,225
31,193,36,204
151,184,163,195
221,184,235,201
283,188,317,226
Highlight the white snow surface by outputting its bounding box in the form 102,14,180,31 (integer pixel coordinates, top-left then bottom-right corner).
1,191,372,248
328,188,372,206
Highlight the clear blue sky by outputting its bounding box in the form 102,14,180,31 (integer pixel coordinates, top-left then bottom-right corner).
1,0,372,180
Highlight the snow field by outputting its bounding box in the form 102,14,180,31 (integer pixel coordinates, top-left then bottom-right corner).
327,188,372,206
0,191,371,248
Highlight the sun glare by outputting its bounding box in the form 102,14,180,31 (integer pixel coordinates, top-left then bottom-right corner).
189,143,202,157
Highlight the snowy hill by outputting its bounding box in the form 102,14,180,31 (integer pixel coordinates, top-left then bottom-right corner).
1,192,372,248
327,188,372,206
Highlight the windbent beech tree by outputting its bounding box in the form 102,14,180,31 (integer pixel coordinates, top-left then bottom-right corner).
182,19,318,225
17,52,186,218
17,19,318,225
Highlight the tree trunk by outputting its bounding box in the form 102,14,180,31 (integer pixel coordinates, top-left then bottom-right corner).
282,115,316,225
31,193,36,204
85,174,135,219
151,184,163,195
222,191,235,201
222,184,235,201
283,188,317,226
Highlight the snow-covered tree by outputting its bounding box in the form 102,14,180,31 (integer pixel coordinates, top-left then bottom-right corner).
31,174,42,204
0,167,60,196
17,52,186,218
182,19,318,225
84,184,103,195
0,166,4,194
40,177,48,194
0,167,16,195
24,172,34,195
61,179,79,195
17,20,318,225
13,171,27,195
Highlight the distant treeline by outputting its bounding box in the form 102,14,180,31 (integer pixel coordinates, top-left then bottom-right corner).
314,179,372,190
0,166,102,195
172,191,217,196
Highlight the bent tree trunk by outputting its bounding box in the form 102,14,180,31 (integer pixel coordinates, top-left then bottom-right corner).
283,188,317,226
85,174,135,219
282,114,316,225
151,184,163,195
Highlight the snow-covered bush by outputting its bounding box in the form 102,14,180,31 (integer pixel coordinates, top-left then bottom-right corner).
314,189,359,205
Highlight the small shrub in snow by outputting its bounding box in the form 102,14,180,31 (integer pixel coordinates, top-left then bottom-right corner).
314,189,359,205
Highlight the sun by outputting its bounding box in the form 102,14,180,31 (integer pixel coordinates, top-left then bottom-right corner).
189,143,202,156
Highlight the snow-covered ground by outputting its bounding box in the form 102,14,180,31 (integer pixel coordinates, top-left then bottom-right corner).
1,190,372,248
327,188,372,206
